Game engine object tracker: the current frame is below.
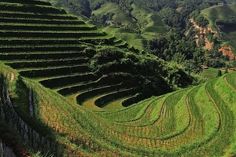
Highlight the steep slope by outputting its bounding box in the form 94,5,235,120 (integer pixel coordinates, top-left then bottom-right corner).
1,59,236,157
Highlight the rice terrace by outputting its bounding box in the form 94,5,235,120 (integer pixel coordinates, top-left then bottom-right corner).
0,0,236,157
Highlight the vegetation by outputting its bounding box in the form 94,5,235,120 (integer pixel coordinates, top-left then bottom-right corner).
201,68,220,79
0,0,236,157
145,31,205,73
1,59,236,156
46,0,235,71
201,3,236,53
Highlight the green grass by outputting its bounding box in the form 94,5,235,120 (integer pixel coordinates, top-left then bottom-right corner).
201,4,236,30
201,68,219,79
2,59,236,156
1,1,236,156
214,75,236,156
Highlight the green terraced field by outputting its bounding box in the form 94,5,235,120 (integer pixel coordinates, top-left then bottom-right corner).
201,68,220,79
0,0,236,157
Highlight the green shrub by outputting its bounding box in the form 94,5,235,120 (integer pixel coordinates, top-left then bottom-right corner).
89,47,193,98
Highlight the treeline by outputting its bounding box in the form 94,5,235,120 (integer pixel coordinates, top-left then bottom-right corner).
144,29,233,74
50,0,92,17
89,46,194,94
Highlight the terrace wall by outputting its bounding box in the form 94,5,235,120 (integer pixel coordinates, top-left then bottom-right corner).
0,76,62,157
0,140,16,157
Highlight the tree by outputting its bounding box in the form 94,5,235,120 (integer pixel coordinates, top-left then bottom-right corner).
217,69,222,77
195,15,209,27
225,67,229,74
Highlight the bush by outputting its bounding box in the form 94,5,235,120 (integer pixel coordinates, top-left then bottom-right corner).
195,15,209,27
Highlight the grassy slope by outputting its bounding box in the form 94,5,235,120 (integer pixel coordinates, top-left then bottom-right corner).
201,4,236,52
201,4,236,29
201,68,219,79
2,61,236,156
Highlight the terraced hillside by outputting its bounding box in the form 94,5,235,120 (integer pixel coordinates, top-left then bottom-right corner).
0,0,149,109
47,0,168,50
0,0,236,157
1,62,236,156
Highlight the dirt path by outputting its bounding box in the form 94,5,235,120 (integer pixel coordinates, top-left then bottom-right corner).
219,46,236,60
190,18,215,50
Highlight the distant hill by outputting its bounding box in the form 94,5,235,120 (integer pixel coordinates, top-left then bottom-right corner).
44,0,236,50
91,1,167,50
45,0,168,50
201,3,236,53
44,0,227,50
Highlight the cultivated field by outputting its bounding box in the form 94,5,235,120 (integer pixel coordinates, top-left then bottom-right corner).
0,0,236,157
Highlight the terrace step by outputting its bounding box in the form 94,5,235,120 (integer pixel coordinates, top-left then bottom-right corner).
40,73,97,89
0,40,90,46
0,31,105,38
79,37,115,45
122,93,146,107
19,65,90,78
113,39,123,44
0,3,66,14
0,51,87,60
57,75,125,96
6,58,89,69
0,38,112,46
77,83,126,105
116,42,129,48
0,18,84,25
0,45,88,52
1,0,51,6
3,57,88,62
95,88,138,108
0,11,77,20
0,24,96,31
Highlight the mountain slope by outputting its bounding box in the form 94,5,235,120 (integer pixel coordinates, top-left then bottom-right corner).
45,0,236,51
0,0,236,157
1,60,236,156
